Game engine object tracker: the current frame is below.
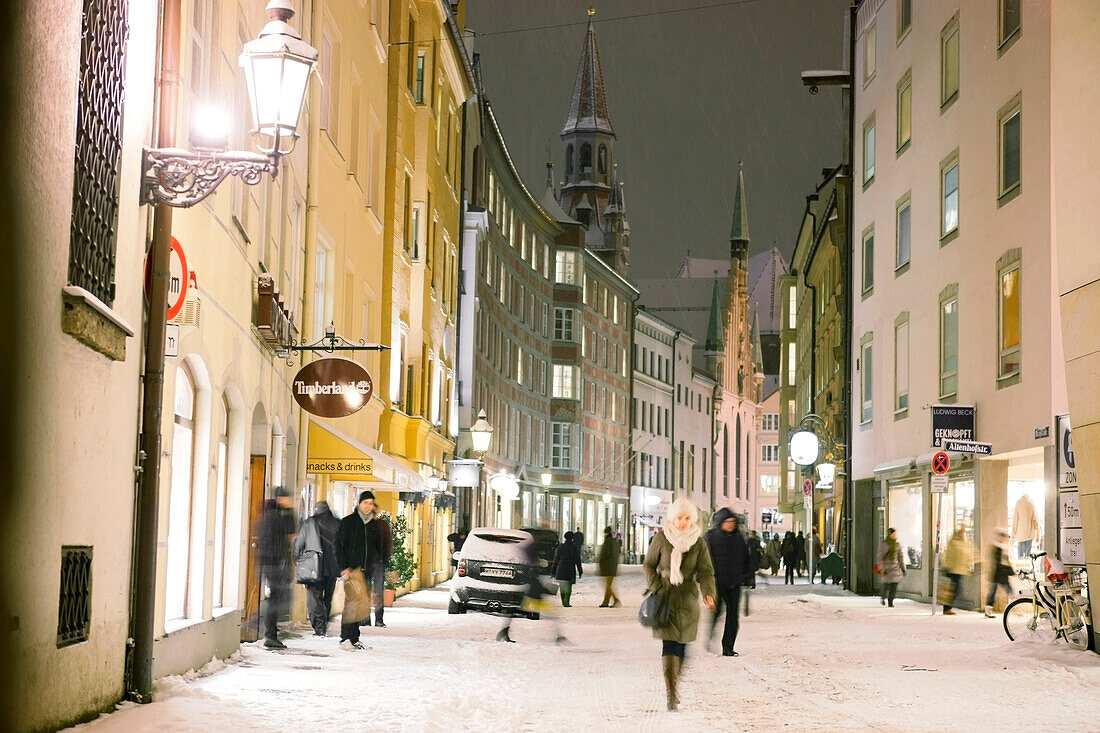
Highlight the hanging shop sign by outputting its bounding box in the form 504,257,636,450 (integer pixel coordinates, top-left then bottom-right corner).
930,404,975,448
1056,414,1076,488
292,358,373,418
305,457,373,474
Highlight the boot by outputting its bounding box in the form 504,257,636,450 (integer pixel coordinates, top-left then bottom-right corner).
663,655,681,711
984,605,994,618
496,627,515,643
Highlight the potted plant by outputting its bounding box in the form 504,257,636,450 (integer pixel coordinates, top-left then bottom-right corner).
382,511,417,606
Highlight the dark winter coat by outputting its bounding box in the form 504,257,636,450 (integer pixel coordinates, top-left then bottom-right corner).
780,534,798,562
704,514,753,588
989,543,1014,585
553,538,583,583
293,502,341,579
335,510,393,572
258,500,296,580
643,531,717,644
597,534,621,577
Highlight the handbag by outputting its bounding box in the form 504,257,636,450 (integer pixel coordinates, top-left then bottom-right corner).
295,550,321,584
638,587,671,628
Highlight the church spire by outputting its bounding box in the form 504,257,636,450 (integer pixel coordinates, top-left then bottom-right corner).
704,276,724,353
730,160,750,261
561,8,614,136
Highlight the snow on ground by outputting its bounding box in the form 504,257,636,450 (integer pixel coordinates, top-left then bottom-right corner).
69,566,1099,733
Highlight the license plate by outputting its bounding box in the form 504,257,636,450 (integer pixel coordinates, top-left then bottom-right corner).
480,568,514,579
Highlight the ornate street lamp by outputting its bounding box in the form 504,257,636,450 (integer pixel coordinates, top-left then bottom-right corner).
470,409,494,455
141,1,318,207
541,467,553,487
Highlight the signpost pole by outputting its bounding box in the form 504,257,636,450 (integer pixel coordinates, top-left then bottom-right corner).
931,492,943,617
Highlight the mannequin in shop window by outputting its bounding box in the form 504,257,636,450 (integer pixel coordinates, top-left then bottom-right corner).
1011,494,1039,558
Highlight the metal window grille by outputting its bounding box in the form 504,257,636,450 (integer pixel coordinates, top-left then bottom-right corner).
57,546,93,647
68,0,129,305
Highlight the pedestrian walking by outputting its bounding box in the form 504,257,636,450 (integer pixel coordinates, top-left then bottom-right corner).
810,529,823,582
643,497,716,712
293,500,340,636
876,528,906,607
334,490,393,650
780,531,797,585
765,534,782,576
704,508,752,657
941,526,975,615
496,535,568,645
258,486,297,650
446,527,468,570
573,526,586,561
596,526,622,607
552,531,583,607
795,530,807,577
984,528,1015,618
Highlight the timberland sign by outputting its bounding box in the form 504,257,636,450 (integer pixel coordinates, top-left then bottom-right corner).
293,358,373,418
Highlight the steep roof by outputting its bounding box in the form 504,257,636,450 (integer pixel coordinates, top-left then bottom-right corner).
560,14,614,136
730,161,750,244
746,247,789,334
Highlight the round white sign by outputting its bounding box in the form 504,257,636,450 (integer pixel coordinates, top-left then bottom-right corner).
789,430,821,466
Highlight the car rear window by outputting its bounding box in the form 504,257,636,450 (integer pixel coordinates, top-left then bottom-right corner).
471,532,525,544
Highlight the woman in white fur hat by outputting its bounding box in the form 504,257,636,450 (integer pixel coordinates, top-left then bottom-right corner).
643,497,717,711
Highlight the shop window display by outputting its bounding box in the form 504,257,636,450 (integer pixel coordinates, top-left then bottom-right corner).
1007,483,1042,560
889,482,923,568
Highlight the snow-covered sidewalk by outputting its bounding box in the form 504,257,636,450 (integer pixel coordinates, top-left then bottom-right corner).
70,567,1099,732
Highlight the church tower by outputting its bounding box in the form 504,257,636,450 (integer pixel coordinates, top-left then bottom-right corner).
558,8,630,277
727,162,755,400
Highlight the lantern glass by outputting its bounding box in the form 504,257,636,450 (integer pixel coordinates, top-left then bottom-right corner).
470,409,494,454
541,468,552,487
239,26,317,155
816,461,836,487
789,430,820,466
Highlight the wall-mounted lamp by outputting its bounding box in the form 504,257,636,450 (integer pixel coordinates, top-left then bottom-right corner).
470,409,494,455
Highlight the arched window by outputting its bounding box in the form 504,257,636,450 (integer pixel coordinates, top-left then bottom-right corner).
723,425,730,498
165,366,196,621
735,414,742,499
565,145,574,176
580,143,592,175
212,395,229,609
598,145,607,176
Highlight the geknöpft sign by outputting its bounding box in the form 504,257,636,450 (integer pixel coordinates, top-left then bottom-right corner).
292,358,373,418
931,404,975,447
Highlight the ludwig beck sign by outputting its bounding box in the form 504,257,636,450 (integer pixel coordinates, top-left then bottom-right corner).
292,358,373,418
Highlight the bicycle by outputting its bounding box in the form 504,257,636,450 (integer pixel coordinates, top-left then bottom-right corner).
1002,551,1092,651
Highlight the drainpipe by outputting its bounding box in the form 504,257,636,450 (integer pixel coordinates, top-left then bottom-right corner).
128,0,180,703
843,2,857,591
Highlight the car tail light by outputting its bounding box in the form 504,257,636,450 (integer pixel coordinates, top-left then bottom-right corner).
458,558,466,577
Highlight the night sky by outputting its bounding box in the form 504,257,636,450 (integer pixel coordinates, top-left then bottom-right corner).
465,0,850,278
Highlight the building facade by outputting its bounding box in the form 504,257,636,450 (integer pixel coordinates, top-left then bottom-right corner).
850,0,1066,608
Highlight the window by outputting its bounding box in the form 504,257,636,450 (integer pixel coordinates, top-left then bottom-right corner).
212,396,229,608
320,32,340,142
861,337,873,423
941,15,960,107
897,0,911,40
863,115,876,185
941,156,959,237
405,17,416,92
896,71,912,152
895,318,909,413
999,261,1021,379
410,204,421,260
166,366,196,622
414,51,425,103
1000,0,1021,48
761,444,779,462
896,196,911,270
552,364,577,399
555,250,577,284
787,342,796,387
348,81,361,178
862,227,874,294
863,23,876,84
999,97,1022,197
788,285,796,329
403,174,413,253
940,292,959,397
551,422,573,469
889,482,924,568
312,241,331,339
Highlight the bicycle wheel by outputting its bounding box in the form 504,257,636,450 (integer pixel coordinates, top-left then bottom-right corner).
1060,598,1090,651
1003,598,1057,644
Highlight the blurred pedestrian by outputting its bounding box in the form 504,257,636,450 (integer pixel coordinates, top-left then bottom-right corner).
746,529,765,599
780,531,797,585
941,526,975,615
496,536,567,645
876,528,906,607
643,497,716,712
765,534,781,576
985,528,1015,618
258,486,297,649
447,527,468,570
795,530,807,577
573,526,586,560
704,508,752,656
810,529,823,582
597,526,622,607
552,531,583,606
335,490,393,650
293,500,340,636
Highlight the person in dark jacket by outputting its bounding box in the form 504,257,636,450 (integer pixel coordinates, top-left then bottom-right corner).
552,531,583,606
293,500,340,636
985,528,1015,617
334,490,393,649
258,487,297,649
446,528,468,570
795,530,807,576
780,531,798,584
596,526,622,607
704,508,752,656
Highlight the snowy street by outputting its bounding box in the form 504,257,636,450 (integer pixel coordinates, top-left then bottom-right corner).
71,567,1099,733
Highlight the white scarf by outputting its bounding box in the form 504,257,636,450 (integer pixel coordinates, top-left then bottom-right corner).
662,498,701,586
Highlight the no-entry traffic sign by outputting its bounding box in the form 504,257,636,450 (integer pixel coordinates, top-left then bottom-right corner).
802,478,813,496
932,451,950,475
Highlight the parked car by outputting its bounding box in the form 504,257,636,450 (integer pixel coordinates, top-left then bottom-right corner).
448,527,540,619
519,526,560,575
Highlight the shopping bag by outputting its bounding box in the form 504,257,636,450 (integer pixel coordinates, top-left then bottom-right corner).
341,569,371,624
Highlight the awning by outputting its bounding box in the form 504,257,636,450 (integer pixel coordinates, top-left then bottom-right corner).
306,421,423,492
873,456,916,480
